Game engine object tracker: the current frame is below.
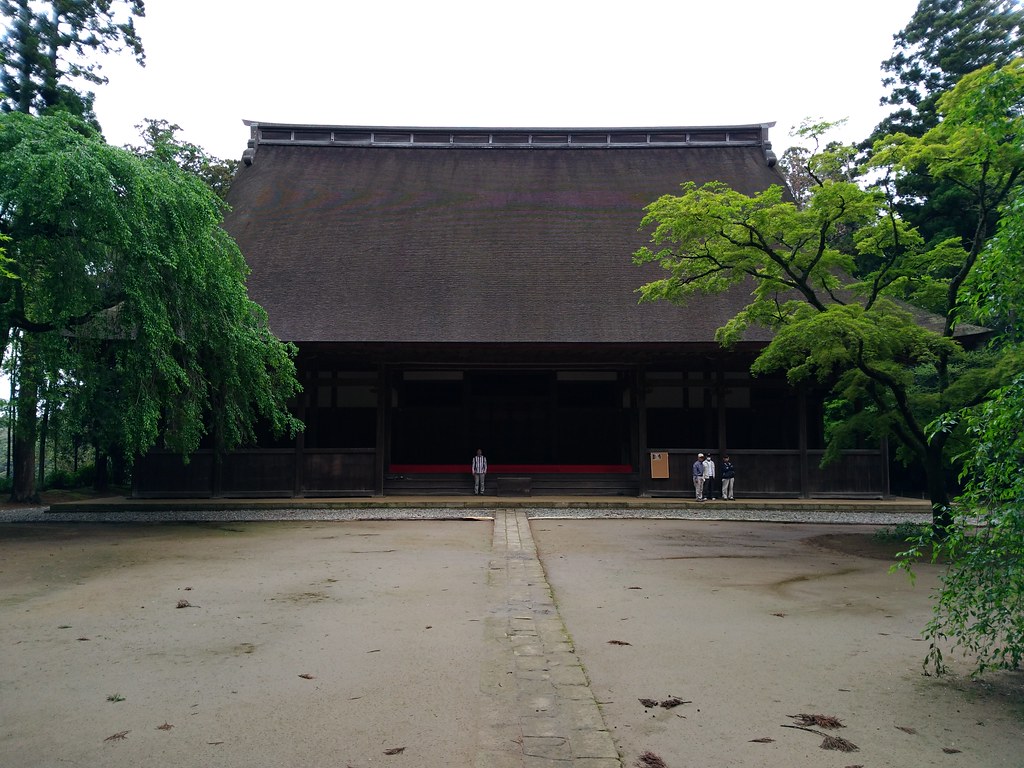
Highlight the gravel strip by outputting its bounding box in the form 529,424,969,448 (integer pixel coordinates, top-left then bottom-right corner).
0,505,932,525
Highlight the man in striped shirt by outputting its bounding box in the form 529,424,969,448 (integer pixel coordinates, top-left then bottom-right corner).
472,449,488,495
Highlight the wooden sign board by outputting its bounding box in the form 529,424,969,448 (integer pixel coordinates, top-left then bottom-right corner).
650,452,669,479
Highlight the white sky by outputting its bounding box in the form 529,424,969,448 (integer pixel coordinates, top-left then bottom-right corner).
85,0,922,161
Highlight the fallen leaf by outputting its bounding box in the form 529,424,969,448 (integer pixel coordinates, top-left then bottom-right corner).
895,725,917,734
608,640,632,646
942,747,962,754
77,637,90,641
771,612,786,618
156,723,174,731
638,698,659,709
749,737,775,743
298,673,315,679
660,696,690,709
383,746,405,755
176,600,192,609
635,751,667,768
627,586,643,590
104,731,130,742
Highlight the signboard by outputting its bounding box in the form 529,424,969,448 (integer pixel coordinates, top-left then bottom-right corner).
650,452,669,479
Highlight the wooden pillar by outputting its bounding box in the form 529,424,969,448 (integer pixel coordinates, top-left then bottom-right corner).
881,437,891,499
292,359,309,497
798,386,809,498
637,368,648,497
716,365,727,454
375,365,389,497
293,419,305,498
703,366,714,448
549,370,559,463
211,451,222,498
463,371,473,465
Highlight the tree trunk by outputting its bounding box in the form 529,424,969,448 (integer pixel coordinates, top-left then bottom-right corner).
94,448,109,494
924,443,952,531
111,449,126,487
11,339,40,503
37,402,49,489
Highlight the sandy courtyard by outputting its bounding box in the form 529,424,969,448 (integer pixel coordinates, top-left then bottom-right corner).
1,517,1021,767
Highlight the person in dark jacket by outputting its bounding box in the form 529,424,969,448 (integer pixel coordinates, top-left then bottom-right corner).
721,455,736,500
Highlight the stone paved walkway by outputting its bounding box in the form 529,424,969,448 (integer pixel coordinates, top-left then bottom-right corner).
477,510,621,768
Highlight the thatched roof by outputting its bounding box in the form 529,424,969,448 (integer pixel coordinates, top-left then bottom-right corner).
223,123,789,345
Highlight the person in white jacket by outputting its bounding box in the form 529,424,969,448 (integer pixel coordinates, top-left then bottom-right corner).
702,454,716,500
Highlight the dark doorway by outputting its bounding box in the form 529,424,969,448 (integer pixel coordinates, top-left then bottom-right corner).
470,371,551,463
390,368,629,466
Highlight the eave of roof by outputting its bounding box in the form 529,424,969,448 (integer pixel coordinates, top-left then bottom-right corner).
239,120,780,167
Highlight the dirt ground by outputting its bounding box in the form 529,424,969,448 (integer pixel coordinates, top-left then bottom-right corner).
535,519,1024,768
0,521,494,768
1,518,1022,768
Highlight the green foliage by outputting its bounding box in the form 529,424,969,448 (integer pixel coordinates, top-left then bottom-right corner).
877,0,1024,138
873,521,929,542
966,188,1024,341
43,463,96,490
0,0,145,117
0,111,302,467
45,468,74,489
897,370,1024,675
870,2,1024,249
871,60,1024,334
127,118,239,200
634,62,1024,516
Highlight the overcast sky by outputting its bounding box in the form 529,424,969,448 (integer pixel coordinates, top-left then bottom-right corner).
85,0,922,161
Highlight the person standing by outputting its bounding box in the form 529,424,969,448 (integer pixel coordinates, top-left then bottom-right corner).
702,454,716,500
692,453,705,501
472,448,488,495
721,455,735,500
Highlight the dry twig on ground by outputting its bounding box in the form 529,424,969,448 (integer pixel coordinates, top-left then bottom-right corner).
790,713,844,729
781,724,858,752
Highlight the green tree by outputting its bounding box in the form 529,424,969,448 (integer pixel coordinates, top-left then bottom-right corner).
0,112,302,501
128,118,239,200
2,0,148,500
869,1,1024,249
0,0,144,119
633,62,1024,527
899,369,1024,676
895,176,1024,676
877,0,1023,138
